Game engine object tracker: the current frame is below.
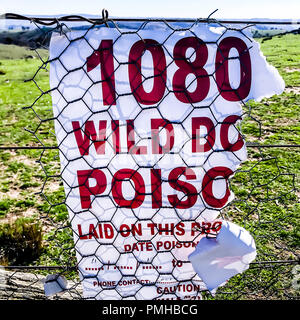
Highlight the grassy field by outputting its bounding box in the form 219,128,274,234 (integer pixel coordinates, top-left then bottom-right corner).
0,34,299,299
0,44,48,60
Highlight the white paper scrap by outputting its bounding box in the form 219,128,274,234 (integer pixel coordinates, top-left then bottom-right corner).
188,220,256,292
43,274,68,297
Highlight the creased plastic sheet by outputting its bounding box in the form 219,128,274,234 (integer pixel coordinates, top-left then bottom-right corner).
188,220,257,293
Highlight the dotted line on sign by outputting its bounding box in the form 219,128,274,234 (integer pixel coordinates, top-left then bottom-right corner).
142,266,163,270
85,267,104,271
154,279,204,285
84,267,204,286
114,266,133,270
85,266,133,271
85,265,163,271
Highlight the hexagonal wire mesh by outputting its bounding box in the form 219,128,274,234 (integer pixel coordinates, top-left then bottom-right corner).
0,12,299,300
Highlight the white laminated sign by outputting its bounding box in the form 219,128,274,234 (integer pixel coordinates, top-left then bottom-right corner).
49,23,284,299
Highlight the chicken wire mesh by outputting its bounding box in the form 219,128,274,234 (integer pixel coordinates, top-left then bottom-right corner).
0,11,299,300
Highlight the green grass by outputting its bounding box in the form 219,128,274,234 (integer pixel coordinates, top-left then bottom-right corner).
0,217,43,265
0,34,299,299
0,44,48,60
258,34,300,87
218,34,300,299
0,55,52,147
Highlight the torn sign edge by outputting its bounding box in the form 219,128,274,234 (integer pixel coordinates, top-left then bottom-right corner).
185,28,283,295
188,220,257,294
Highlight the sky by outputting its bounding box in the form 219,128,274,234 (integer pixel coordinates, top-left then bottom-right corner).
0,0,299,20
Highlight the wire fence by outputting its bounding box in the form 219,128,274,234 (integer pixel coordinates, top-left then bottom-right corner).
0,11,299,300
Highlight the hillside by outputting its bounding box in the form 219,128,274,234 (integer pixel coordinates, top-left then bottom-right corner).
0,28,51,49
0,44,48,60
1,17,299,49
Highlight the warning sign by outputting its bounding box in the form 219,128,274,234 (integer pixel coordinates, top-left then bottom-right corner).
49,23,284,299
